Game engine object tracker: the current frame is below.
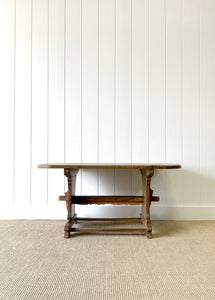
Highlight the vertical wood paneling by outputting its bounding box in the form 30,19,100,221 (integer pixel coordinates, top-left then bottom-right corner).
200,0,215,205
183,0,200,205
99,169,115,195
82,0,98,164
65,0,81,164
166,0,183,164
98,0,115,195
81,0,98,195
149,0,166,163
132,0,149,164
65,0,82,195
48,0,65,212
115,0,132,195
148,0,166,204
131,0,149,195
0,0,14,207
115,169,132,196
14,0,31,207
31,0,48,208
1,0,215,219
115,0,132,164
98,0,115,164
166,0,183,206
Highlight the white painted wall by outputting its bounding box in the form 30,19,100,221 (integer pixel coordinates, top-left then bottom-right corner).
0,0,215,220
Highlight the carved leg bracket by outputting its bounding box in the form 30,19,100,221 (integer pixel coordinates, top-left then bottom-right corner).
140,167,155,239
60,167,157,239
62,169,79,238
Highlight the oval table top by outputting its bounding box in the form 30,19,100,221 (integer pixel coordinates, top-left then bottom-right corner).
38,163,181,170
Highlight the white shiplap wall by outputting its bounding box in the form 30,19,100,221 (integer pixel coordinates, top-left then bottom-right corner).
0,0,215,220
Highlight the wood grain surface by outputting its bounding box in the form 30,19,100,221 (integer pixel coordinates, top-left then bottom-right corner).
38,163,181,169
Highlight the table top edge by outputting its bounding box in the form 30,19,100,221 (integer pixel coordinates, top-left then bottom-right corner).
38,163,182,170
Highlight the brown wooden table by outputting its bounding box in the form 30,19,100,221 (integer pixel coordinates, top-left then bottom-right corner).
38,163,181,239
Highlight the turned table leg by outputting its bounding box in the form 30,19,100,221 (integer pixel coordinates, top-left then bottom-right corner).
140,167,154,239
63,169,79,238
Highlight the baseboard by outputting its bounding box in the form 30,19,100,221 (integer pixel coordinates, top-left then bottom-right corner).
0,204,215,220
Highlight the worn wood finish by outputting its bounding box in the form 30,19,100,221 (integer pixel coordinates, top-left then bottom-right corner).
38,163,181,238
64,214,77,238
64,169,72,238
140,167,154,239
63,169,79,238
38,163,181,169
58,195,159,204
76,217,141,222
70,228,146,234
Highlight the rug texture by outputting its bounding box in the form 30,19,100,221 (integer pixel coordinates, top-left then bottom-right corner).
0,220,215,300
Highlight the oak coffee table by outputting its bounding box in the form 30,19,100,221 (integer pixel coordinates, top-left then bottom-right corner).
38,163,181,239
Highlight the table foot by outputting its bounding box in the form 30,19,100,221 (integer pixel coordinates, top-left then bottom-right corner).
64,220,71,238
64,231,70,239
146,231,152,239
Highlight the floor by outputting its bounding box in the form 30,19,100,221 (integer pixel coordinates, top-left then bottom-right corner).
0,220,215,300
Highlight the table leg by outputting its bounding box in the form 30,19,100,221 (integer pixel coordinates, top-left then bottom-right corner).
63,169,79,238
140,167,154,239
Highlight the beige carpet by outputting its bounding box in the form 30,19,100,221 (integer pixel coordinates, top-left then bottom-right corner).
0,220,215,300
